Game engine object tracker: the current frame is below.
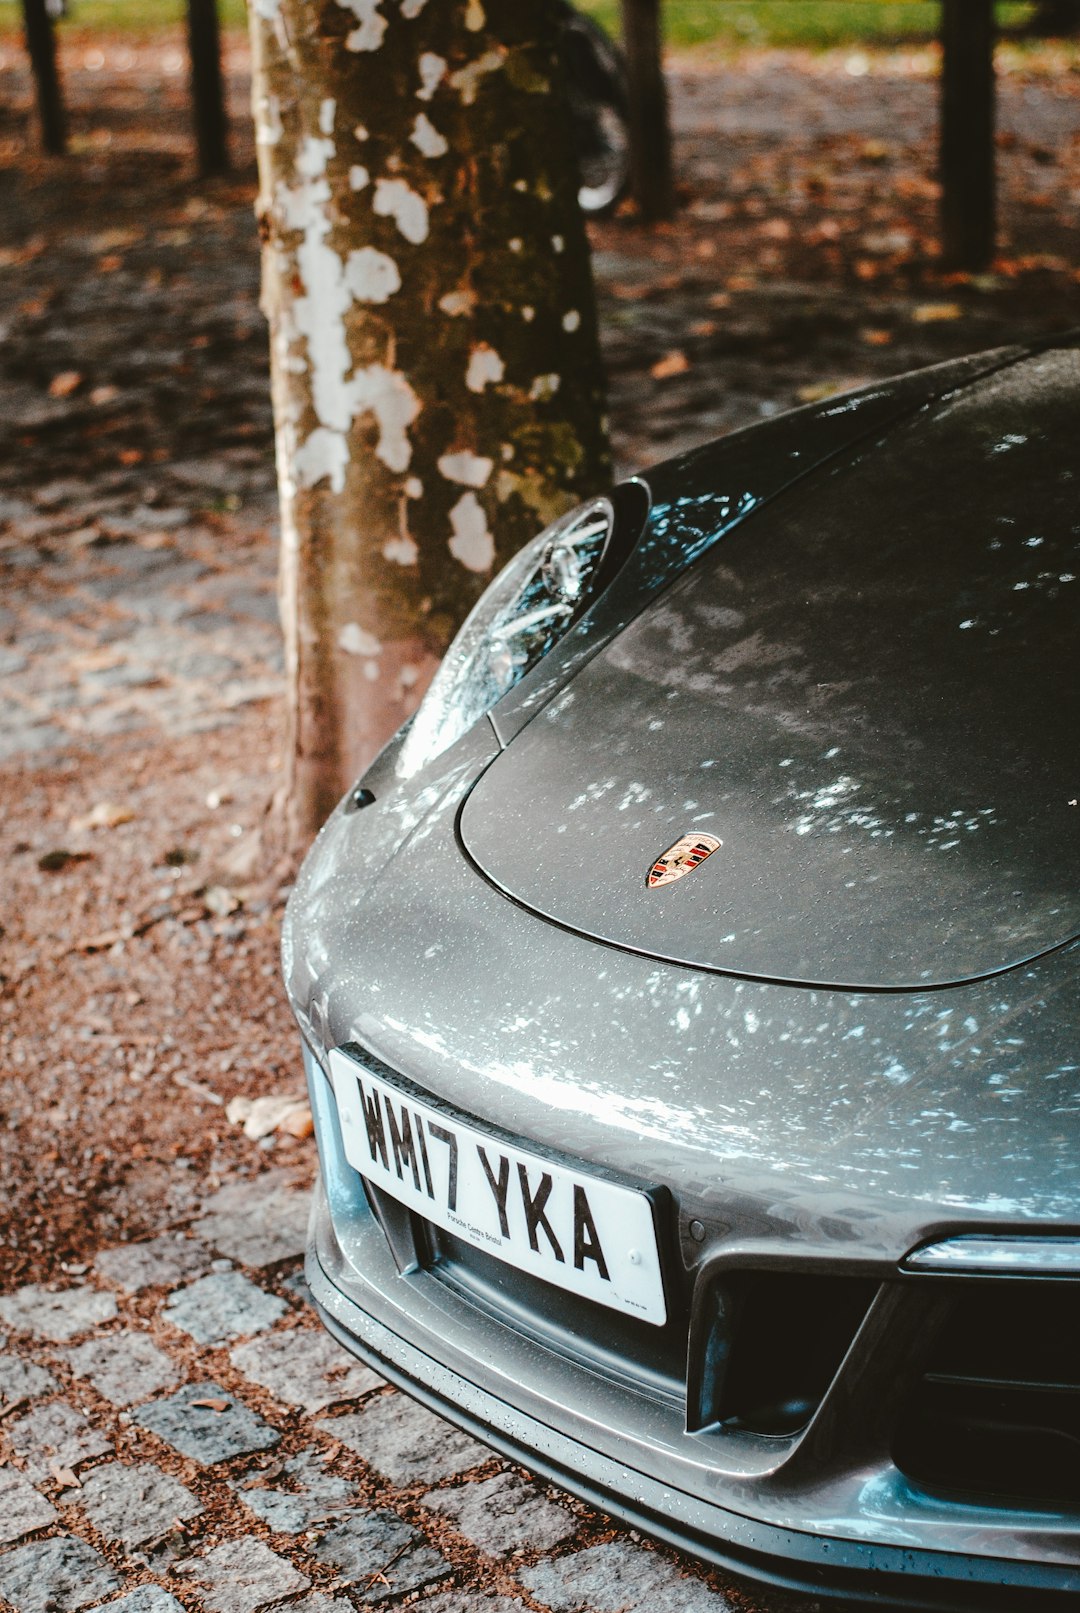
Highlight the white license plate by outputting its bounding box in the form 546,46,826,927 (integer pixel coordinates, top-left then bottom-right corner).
329,1047,667,1327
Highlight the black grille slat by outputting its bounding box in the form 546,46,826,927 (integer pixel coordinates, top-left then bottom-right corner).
895,1279,1080,1508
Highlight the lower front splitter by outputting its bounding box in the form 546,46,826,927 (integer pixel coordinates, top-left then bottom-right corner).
305,1192,1080,1613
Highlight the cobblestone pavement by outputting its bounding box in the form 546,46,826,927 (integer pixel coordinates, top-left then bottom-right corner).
0,473,282,768
0,1173,799,1613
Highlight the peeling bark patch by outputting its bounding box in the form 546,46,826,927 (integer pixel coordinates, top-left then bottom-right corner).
295,425,350,493
254,93,282,147
438,289,474,317
410,113,448,159
562,309,581,332
319,98,337,135
464,0,486,31
296,135,335,180
338,623,383,657
400,0,429,16
416,52,446,101
384,534,419,565
529,372,561,401
345,246,401,303
349,165,371,191
438,449,493,488
350,364,421,472
340,0,388,53
373,178,430,244
448,491,495,572
450,49,505,106
465,343,504,393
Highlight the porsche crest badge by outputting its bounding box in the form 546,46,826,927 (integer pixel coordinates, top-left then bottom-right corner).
647,832,722,888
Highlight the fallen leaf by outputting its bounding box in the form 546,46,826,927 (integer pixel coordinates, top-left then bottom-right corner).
49,1462,81,1490
189,1397,229,1413
860,328,893,347
228,1093,309,1140
650,350,690,381
280,1105,315,1140
38,849,94,873
70,801,136,833
912,302,963,323
90,384,120,406
202,884,240,917
69,647,124,673
48,371,82,399
77,929,126,953
164,847,198,867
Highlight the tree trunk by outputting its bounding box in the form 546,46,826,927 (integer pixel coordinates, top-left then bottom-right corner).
22,0,66,156
249,0,610,850
940,0,995,272
620,0,674,221
187,0,229,176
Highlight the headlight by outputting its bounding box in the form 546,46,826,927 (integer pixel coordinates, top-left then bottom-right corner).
397,498,615,779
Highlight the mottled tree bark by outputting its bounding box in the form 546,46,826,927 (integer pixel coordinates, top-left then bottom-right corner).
187,0,229,176
22,0,66,156
249,0,610,849
940,0,996,271
620,0,673,221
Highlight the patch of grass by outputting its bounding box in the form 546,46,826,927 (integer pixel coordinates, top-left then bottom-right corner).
580,2,1037,51
0,0,248,39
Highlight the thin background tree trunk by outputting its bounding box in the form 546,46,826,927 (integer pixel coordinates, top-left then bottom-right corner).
620,0,674,221
22,0,65,156
940,0,996,271
249,0,610,848
187,0,229,176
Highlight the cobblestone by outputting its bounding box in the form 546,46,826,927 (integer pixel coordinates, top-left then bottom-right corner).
0,1350,57,1409
0,1467,57,1546
312,1509,451,1604
192,1171,312,1268
63,1330,181,1407
0,1535,121,1613
106,1591,186,1613
161,1270,286,1345
0,1283,117,1342
74,1459,203,1549
425,1472,577,1557
232,1448,357,1534
175,1536,309,1613
132,1380,279,1464
319,1392,488,1488
94,1233,210,1294
520,1541,736,1612
229,1325,381,1414
4,1397,114,1481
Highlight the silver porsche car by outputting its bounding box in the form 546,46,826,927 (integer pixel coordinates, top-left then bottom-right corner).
283,339,1080,1608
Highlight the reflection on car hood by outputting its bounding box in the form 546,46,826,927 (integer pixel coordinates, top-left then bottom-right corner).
461,348,1080,990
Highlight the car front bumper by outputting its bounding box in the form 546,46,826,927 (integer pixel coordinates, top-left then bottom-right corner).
301,1035,1080,1611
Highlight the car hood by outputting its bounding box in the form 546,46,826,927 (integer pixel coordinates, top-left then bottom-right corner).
460,348,1080,990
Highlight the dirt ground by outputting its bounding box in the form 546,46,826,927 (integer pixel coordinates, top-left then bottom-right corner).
1,29,1078,1291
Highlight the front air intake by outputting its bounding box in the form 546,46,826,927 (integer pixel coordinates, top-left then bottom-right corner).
893,1280,1080,1506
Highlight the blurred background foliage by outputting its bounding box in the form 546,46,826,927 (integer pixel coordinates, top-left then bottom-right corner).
0,2,1050,48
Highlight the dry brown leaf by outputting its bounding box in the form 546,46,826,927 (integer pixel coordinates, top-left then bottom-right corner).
202,884,240,918
650,350,690,381
49,1461,81,1489
912,302,963,323
37,849,94,873
48,371,82,399
280,1105,315,1140
189,1397,229,1413
70,801,136,833
69,647,124,674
